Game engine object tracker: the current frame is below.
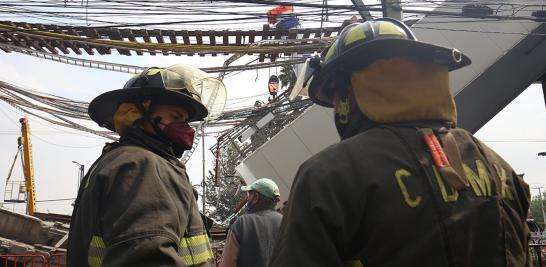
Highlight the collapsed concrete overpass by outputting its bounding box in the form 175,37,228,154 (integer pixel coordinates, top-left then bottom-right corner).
235,1,546,202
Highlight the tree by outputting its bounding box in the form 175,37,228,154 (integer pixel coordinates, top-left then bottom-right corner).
278,65,297,90
203,171,243,226
530,193,546,228
201,141,246,226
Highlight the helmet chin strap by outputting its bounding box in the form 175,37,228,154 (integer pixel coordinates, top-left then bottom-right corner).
333,73,377,139
133,100,188,158
150,116,169,140
134,101,174,144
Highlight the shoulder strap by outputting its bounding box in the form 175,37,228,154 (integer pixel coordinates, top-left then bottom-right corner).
421,128,469,190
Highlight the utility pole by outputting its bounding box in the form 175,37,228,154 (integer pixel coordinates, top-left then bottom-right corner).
540,74,546,109
381,0,403,21
534,186,546,227
72,161,85,189
350,0,373,21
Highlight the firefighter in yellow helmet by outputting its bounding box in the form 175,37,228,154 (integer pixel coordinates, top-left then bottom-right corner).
271,18,531,266
68,64,223,266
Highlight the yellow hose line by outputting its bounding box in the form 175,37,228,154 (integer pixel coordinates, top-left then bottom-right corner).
0,24,329,54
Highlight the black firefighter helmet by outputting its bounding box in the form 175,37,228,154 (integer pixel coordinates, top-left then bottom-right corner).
88,64,212,131
307,18,471,107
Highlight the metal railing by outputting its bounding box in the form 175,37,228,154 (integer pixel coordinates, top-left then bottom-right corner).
0,254,47,267
531,244,546,267
0,254,65,267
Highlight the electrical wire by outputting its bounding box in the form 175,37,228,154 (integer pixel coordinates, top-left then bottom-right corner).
0,197,75,205
0,23,331,55
0,0,358,28
31,134,105,148
482,139,546,143
0,0,542,29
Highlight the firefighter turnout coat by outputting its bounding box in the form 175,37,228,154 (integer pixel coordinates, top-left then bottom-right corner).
67,129,213,267
270,124,531,267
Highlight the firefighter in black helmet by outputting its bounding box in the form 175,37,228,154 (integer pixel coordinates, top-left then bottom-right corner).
271,18,531,267
68,64,222,267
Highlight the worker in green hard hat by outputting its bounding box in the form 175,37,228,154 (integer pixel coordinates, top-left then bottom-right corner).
271,18,531,266
221,178,282,267
68,64,225,267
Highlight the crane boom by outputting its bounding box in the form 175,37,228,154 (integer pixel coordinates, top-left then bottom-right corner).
19,117,36,215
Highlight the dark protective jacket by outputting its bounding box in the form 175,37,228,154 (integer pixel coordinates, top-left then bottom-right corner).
270,124,531,267
67,129,214,267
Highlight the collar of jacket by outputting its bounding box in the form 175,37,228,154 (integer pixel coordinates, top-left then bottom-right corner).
117,128,182,165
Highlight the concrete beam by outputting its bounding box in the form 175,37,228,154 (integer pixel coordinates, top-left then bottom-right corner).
455,23,546,133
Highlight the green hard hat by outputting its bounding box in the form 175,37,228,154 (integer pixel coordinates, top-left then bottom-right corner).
307,17,471,108
241,178,280,199
88,64,222,131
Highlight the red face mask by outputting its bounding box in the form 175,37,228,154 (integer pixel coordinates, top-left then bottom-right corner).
161,122,195,151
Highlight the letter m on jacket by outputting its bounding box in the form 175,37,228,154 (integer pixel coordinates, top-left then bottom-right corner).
463,160,491,197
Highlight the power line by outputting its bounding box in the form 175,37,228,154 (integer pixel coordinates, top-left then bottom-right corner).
482,139,546,143
30,132,105,148
0,42,309,76
0,197,75,205
413,25,546,36
0,0,542,29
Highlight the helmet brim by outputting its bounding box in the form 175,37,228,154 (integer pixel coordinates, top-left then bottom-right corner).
88,87,208,131
309,38,471,107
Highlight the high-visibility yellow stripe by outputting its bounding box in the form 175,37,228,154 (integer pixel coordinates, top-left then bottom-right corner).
88,235,106,267
91,235,106,248
181,248,214,266
179,233,213,265
180,234,210,248
88,256,103,267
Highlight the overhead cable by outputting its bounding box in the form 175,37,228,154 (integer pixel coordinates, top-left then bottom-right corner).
0,23,330,55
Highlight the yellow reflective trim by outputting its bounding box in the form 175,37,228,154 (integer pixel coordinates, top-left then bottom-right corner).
180,234,209,248
88,256,102,267
464,160,491,197
324,43,337,62
494,164,514,200
181,247,214,265
378,22,405,36
344,260,364,267
344,26,366,46
395,169,422,208
433,166,459,202
338,98,350,124
147,69,162,76
91,235,106,248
